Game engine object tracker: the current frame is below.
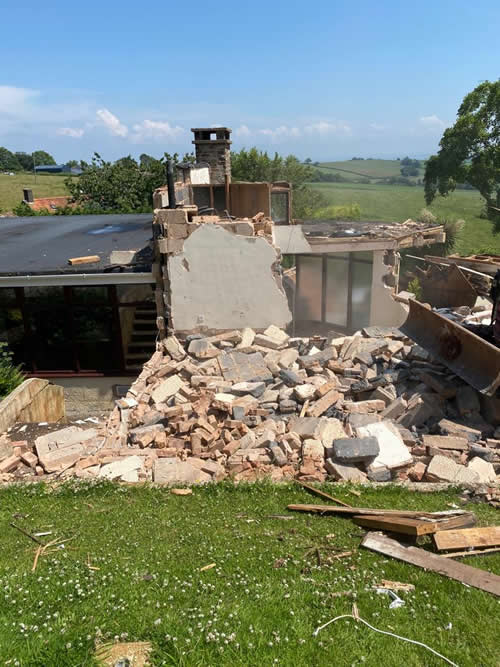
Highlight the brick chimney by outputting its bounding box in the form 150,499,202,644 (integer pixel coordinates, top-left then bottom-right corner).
191,127,231,186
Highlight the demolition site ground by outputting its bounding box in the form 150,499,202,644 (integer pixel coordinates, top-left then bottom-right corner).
0,481,499,666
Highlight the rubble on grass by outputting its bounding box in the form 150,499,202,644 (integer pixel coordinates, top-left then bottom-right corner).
0,323,499,490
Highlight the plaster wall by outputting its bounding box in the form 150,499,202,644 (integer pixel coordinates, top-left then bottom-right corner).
166,224,291,332
369,250,408,327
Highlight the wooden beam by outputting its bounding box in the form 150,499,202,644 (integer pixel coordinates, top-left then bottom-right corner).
287,503,469,520
68,255,100,265
442,546,500,559
434,526,500,552
353,512,476,537
361,531,500,597
295,480,351,508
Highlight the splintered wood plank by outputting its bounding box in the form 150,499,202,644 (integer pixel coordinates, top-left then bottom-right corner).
442,547,500,559
353,515,438,536
287,503,469,520
434,526,500,551
362,532,500,597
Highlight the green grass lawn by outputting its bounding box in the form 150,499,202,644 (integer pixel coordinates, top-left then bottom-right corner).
317,159,414,182
310,182,500,255
0,172,71,213
0,481,498,666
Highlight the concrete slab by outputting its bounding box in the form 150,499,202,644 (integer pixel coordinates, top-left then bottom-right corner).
356,420,412,470
153,458,212,484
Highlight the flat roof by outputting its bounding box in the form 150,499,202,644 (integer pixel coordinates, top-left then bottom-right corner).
0,213,153,276
301,219,443,240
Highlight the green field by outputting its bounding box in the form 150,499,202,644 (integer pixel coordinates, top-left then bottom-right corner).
316,159,422,184
310,181,500,255
0,172,71,213
0,481,498,666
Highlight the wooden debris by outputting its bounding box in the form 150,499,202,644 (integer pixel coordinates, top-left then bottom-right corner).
353,512,476,537
10,522,44,545
376,579,415,592
441,547,500,558
31,545,42,572
171,488,193,496
68,255,100,265
287,504,467,519
295,480,351,507
362,532,500,597
434,526,500,552
200,563,216,571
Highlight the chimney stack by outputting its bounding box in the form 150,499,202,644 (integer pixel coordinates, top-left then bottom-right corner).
191,127,231,186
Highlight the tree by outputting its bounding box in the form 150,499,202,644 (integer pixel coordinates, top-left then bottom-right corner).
32,150,56,166
0,147,21,171
65,159,79,168
231,147,323,217
424,79,500,219
15,152,35,171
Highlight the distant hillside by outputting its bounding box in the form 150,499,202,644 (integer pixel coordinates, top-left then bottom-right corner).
314,159,424,184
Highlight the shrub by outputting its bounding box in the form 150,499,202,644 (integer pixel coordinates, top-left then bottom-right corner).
312,203,361,220
417,208,437,225
12,201,35,216
0,343,24,399
407,277,422,301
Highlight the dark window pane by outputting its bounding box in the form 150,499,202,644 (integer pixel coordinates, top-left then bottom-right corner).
24,286,65,307
0,307,25,367
72,286,110,304
28,309,74,370
73,307,121,371
0,288,16,306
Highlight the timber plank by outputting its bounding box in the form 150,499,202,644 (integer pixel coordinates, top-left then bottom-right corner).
361,532,500,597
353,512,476,536
434,526,500,551
353,515,437,536
287,503,469,520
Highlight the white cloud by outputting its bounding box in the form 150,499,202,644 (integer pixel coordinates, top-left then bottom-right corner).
57,127,84,138
258,125,301,139
369,122,387,131
0,85,39,114
96,108,128,137
419,114,446,130
235,124,251,137
131,119,185,142
304,120,351,135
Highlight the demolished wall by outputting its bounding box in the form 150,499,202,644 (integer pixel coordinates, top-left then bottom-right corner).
154,208,292,335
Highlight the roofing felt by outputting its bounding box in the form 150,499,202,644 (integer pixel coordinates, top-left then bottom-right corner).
0,213,153,276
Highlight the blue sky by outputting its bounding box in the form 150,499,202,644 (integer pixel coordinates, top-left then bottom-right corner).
0,0,498,162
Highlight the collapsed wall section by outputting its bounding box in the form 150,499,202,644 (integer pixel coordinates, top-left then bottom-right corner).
153,209,292,335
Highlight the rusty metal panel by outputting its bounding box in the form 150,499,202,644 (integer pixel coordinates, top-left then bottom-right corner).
401,299,500,396
419,264,476,308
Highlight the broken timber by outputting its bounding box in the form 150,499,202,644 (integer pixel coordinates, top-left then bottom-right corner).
434,526,500,552
68,255,100,265
287,503,469,520
295,480,351,508
352,512,476,537
361,531,500,597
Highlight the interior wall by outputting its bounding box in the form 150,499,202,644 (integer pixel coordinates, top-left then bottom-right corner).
167,224,291,332
369,250,408,327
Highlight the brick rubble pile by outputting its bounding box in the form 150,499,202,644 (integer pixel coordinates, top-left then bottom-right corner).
1,324,499,491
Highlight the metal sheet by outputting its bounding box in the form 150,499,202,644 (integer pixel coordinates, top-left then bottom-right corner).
401,299,500,396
